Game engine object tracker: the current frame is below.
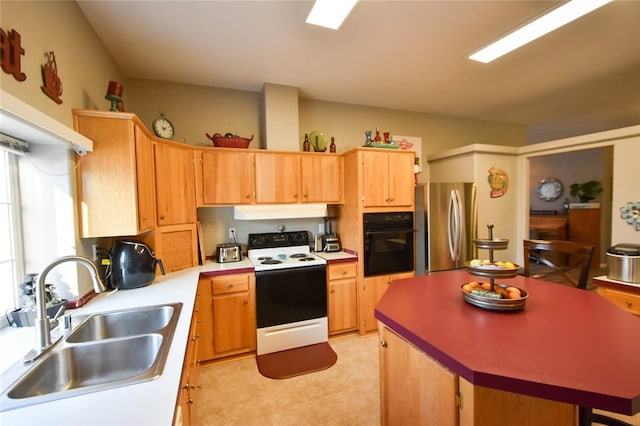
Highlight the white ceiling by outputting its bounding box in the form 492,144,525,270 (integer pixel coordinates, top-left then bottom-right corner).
77,0,640,143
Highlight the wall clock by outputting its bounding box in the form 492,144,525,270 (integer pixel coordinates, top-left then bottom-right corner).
152,112,174,139
536,178,562,201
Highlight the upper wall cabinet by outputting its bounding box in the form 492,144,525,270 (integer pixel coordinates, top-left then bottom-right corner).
361,150,415,208
196,149,343,206
154,141,197,225
254,152,301,204
301,155,344,204
197,150,255,206
73,110,155,238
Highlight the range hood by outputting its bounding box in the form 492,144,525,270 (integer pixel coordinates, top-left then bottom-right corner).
234,204,327,220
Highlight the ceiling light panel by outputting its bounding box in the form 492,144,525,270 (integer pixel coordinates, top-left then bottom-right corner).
469,0,613,63
306,0,358,30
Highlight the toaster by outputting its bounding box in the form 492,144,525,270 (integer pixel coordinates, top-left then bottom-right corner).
216,243,242,263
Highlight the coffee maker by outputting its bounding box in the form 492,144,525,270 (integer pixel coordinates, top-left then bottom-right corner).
323,217,341,252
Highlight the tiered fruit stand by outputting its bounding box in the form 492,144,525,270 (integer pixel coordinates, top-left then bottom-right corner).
461,224,528,311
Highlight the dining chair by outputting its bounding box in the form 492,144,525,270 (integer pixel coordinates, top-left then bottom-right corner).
523,239,633,426
522,239,595,289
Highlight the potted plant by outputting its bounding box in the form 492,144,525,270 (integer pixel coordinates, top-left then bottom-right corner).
569,180,603,203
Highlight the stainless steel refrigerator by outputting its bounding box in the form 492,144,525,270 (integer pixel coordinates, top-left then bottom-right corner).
415,183,478,274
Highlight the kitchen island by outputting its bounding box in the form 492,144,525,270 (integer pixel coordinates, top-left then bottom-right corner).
375,270,640,425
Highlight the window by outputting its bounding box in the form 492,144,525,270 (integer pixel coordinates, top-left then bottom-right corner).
0,148,24,326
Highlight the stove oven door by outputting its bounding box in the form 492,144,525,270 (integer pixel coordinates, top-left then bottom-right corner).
255,264,327,355
255,264,327,328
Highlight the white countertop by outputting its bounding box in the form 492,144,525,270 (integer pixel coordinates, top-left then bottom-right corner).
0,265,207,426
0,253,356,425
593,274,640,288
314,251,358,262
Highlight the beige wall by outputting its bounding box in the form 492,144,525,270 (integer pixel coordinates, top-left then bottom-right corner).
299,99,526,159
126,78,526,162
126,78,261,147
0,1,124,128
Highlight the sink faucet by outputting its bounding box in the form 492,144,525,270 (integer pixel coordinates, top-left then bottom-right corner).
24,255,107,363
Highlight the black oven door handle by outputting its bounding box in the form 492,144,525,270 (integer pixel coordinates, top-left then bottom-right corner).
364,229,416,236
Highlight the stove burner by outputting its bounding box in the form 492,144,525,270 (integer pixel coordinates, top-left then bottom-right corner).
261,259,282,265
258,256,273,261
290,253,307,258
298,257,316,262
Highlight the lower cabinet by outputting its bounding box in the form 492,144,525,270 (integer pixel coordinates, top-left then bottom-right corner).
595,278,640,316
175,294,201,426
379,325,578,426
198,273,256,361
327,261,358,335
362,271,414,334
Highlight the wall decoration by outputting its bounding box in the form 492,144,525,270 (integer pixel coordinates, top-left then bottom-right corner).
0,27,27,81
535,177,562,201
620,202,640,231
41,51,63,104
488,166,508,198
105,80,124,111
394,135,422,174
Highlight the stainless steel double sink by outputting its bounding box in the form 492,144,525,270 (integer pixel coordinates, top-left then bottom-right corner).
0,302,183,412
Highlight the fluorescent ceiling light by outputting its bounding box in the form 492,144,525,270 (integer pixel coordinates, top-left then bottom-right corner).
306,0,358,30
469,0,613,63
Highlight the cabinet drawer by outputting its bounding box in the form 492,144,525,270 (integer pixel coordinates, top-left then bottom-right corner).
598,287,640,316
211,274,250,295
328,262,357,280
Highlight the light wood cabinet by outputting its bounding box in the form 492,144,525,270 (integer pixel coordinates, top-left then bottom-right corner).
362,150,415,208
199,273,256,360
175,293,201,426
254,152,301,203
568,208,601,267
379,325,457,425
379,325,578,426
73,110,155,238
339,148,416,335
595,278,640,316
362,271,414,333
196,149,343,205
197,149,255,206
154,141,196,225
327,261,357,334
301,154,343,203
143,223,199,273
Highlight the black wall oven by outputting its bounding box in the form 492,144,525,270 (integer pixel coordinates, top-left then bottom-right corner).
363,212,415,277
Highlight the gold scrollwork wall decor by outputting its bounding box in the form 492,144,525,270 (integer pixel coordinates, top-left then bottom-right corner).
488,166,508,198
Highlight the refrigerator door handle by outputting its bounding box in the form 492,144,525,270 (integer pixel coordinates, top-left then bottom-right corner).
448,190,459,261
453,189,464,261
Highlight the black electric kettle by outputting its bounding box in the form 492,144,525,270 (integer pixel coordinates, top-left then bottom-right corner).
110,241,165,290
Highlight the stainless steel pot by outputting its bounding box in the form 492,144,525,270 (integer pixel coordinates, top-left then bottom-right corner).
606,243,640,284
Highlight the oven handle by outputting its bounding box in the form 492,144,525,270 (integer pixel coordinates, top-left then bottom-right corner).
364,229,416,236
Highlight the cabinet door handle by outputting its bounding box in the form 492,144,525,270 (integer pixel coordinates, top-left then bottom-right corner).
626,300,633,307
380,340,387,348
330,289,335,294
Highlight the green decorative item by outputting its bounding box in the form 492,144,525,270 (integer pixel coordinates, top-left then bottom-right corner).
569,180,603,202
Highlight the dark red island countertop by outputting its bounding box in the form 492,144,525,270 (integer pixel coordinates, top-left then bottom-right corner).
374,270,640,416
